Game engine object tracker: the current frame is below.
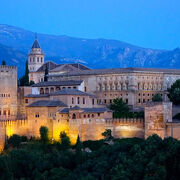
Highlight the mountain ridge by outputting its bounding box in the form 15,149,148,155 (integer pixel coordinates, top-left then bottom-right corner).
0,24,180,77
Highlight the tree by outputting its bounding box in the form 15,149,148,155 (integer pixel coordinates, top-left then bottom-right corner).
152,94,163,102
39,126,49,143
168,79,180,105
59,131,70,149
75,135,83,164
7,134,22,148
109,98,129,113
19,60,30,86
44,64,48,82
102,129,113,141
1,60,6,65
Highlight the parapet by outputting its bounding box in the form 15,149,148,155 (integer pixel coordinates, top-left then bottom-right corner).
0,65,17,70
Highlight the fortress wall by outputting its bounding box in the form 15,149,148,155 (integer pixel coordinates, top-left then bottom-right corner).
69,118,145,143
0,66,17,117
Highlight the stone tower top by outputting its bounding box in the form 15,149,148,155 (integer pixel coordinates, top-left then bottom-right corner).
28,36,45,72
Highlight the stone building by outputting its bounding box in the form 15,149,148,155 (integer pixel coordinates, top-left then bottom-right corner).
0,65,17,119
1,38,180,150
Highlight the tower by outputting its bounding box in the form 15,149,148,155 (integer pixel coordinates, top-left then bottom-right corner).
28,36,44,72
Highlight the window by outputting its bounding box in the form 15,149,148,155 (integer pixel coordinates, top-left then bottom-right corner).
138,99,141,103
8,110,10,116
77,97,80,104
72,113,76,119
125,99,128,104
37,57,39,62
88,114,90,118
110,99,112,104
72,97,74,104
92,99,94,105
25,99,28,104
104,99,106,104
41,57,43,62
3,110,6,115
84,114,86,118
83,97,85,104
98,113,100,117
33,57,35,62
35,113,40,118
143,99,145,103
0,110,1,115
84,87,87,92
92,114,94,118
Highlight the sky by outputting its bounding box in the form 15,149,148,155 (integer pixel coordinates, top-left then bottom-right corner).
0,0,180,50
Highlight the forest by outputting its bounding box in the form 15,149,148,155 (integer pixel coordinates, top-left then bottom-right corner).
0,127,180,180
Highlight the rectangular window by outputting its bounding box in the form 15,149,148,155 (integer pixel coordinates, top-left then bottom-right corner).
83,97,85,104
92,99,94,105
77,97,80,104
25,99,28,104
138,99,141,103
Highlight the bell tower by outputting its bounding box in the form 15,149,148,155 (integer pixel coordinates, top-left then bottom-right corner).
28,36,44,72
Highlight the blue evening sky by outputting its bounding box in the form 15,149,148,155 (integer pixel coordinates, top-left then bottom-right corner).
0,0,180,50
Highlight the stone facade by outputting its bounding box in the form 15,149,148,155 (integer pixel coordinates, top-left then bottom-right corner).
1,39,180,151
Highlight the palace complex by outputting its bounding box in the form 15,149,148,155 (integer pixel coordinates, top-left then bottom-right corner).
0,38,180,150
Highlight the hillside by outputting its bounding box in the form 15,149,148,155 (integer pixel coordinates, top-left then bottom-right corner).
0,24,180,76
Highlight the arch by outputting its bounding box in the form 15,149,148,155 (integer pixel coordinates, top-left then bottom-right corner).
45,88,49,94
72,113,76,119
50,87,54,93
40,88,44,94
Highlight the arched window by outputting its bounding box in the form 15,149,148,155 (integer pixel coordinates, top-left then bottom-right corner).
50,87,54,93
45,88,49,94
40,88,44,94
72,113,76,119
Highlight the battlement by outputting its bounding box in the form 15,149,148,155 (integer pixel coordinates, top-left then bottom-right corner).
105,118,144,124
0,65,17,70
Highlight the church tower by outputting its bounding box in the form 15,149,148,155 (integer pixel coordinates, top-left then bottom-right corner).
28,37,44,72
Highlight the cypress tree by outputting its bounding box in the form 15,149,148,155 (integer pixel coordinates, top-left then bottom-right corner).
2,60,6,65
44,64,48,81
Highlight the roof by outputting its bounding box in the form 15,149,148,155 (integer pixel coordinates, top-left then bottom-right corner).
32,39,41,49
50,63,90,72
25,94,50,98
51,89,95,97
32,80,83,87
36,61,58,72
59,107,112,113
48,67,180,77
28,100,67,107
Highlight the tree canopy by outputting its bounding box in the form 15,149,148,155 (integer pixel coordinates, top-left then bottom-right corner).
152,93,163,102
168,79,180,105
1,134,180,180
1,60,6,65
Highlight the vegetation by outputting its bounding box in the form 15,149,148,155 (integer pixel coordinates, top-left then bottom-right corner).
1,127,180,180
1,60,6,65
44,64,48,81
173,113,180,120
168,79,180,105
102,129,113,141
19,60,35,86
152,93,163,102
40,126,49,143
110,98,144,118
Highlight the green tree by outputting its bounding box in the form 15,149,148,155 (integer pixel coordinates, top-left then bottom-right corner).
152,94,163,102
7,134,22,148
60,131,70,149
1,60,6,65
44,64,48,82
39,126,49,143
168,79,180,105
102,129,113,141
75,135,83,164
19,60,30,86
109,98,129,117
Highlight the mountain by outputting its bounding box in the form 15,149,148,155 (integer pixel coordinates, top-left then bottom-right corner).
0,24,180,77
